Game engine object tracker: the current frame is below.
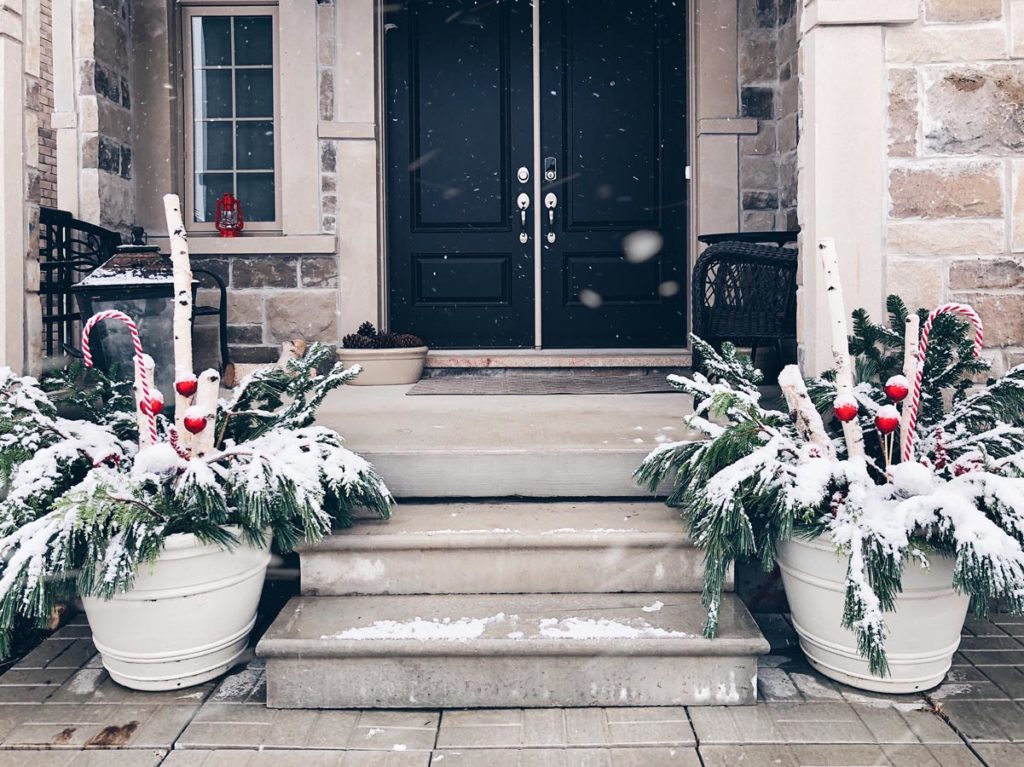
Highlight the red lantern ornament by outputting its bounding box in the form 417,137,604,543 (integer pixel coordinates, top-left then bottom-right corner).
833,394,859,423
884,374,910,403
215,193,244,237
175,376,199,398
183,406,209,435
875,404,901,435
141,393,164,417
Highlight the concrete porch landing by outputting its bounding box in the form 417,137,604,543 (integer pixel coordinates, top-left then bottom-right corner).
316,384,696,498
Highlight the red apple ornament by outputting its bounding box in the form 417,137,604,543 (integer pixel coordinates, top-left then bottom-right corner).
140,392,164,416
175,376,199,398
183,406,208,435
875,404,901,435
833,394,859,423
884,374,910,402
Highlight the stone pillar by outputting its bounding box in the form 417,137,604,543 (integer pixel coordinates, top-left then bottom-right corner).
797,0,918,374
0,0,26,372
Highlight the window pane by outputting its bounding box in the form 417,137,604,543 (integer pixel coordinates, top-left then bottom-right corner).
194,70,232,119
195,172,233,223
235,69,273,118
234,16,272,66
192,16,231,67
236,173,275,221
196,122,233,170
236,121,274,170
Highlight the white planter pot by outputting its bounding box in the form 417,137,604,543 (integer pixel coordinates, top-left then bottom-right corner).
339,346,428,386
82,529,271,691
776,535,969,693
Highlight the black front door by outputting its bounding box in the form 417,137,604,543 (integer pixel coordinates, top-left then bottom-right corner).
385,0,688,349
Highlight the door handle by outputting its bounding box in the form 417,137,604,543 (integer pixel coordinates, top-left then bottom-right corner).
544,193,558,243
516,193,530,244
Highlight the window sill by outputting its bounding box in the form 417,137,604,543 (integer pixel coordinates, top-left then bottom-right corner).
151,234,337,256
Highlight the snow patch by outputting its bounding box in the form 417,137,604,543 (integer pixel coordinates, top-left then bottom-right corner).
324,614,507,641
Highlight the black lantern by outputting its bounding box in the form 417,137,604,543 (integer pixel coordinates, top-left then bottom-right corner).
72,245,198,408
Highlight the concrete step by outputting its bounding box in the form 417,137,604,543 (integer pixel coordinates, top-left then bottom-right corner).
303,501,726,596
257,593,769,709
316,385,696,497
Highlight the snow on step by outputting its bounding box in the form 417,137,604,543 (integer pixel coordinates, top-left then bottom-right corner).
257,593,769,709
301,502,723,596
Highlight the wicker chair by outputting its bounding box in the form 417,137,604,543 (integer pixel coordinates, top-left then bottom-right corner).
691,239,798,372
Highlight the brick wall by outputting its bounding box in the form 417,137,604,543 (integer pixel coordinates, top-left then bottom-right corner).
193,254,340,366
738,0,799,233
885,0,1024,371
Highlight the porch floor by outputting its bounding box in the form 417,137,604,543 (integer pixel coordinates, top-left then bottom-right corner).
0,612,1019,765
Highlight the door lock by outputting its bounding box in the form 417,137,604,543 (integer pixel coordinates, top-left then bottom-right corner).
516,193,531,244
517,166,530,183
544,193,558,243
544,157,557,182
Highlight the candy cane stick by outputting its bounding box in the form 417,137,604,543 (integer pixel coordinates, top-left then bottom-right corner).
902,303,984,463
82,310,159,447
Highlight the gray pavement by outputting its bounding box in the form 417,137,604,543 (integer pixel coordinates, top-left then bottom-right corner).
1,613,1023,765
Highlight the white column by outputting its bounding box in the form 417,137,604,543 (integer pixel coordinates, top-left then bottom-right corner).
797,0,917,374
0,0,26,372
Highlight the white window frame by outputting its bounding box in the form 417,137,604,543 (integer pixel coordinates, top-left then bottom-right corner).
181,5,282,233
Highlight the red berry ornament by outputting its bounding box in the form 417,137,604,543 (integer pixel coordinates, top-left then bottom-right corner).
175,377,199,398
183,409,206,434
884,374,910,403
874,404,900,435
833,394,859,423
140,393,164,416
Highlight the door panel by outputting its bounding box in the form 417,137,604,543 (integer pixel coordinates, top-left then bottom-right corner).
386,0,534,347
540,0,688,348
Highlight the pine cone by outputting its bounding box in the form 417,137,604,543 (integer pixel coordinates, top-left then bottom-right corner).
357,321,377,338
391,333,425,348
371,333,397,349
342,333,373,349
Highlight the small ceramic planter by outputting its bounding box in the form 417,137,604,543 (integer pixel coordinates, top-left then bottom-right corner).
777,535,970,693
339,346,428,386
82,528,271,691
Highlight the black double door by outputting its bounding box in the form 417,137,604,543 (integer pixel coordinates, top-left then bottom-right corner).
385,0,688,349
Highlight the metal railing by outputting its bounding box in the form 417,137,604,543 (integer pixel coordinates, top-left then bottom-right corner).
38,207,122,358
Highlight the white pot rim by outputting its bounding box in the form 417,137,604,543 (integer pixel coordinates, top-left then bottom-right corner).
159,525,262,551
339,346,428,358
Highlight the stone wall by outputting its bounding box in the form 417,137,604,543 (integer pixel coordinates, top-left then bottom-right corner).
27,0,56,209
885,1,1024,370
318,2,339,234
193,254,340,367
738,0,799,232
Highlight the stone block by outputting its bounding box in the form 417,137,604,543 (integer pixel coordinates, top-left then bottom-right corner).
227,325,264,345
191,256,230,287
741,87,774,120
779,75,798,121
319,69,334,121
1014,160,1024,252
229,346,279,364
97,137,120,175
924,66,1024,156
320,141,337,173
1014,1,1024,58
119,146,131,180
950,293,1024,346
739,0,778,29
743,190,779,211
741,128,777,157
887,26,1007,64
743,212,776,231
231,257,299,289
300,256,339,288
225,291,264,325
777,113,798,155
93,62,120,105
887,258,946,312
888,69,919,158
889,162,1003,218
265,291,337,343
740,37,777,84
926,0,1002,23
740,156,779,190
949,258,1024,290
888,220,1005,255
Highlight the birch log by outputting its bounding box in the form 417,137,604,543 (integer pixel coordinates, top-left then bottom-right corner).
163,194,195,437
818,238,866,459
135,354,157,449
777,364,834,457
192,368,221,458
899,313,920,459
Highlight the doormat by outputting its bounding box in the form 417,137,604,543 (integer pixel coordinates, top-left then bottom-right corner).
406,370,683,395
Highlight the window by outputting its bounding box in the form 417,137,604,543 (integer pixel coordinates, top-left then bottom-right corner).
183,8,280,230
